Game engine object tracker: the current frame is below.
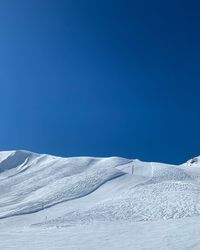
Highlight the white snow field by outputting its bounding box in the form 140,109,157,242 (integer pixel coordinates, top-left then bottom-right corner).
0,150,200,249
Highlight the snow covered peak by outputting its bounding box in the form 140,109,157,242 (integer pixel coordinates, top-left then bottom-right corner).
0,150,40,174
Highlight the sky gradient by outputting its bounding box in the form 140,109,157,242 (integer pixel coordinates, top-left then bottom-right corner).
0,0,200,164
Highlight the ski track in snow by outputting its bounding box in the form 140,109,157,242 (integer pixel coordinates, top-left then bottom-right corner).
1,150,200,222
1,150,200,249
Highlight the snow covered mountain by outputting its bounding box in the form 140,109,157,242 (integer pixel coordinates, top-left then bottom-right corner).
1,150,200,249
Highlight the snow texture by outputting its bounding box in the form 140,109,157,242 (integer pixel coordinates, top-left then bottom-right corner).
0,150,200,249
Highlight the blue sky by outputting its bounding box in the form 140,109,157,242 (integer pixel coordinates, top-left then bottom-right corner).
0,0,200,163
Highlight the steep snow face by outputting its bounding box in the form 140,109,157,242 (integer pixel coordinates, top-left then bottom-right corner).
0,150,38,174
1,150,200,224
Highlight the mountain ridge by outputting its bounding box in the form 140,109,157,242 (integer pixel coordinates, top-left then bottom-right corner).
0,150,200,224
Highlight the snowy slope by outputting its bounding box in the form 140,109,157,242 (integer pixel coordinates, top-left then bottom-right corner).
1,150,200,249
0,150,200,222
0,150,130,219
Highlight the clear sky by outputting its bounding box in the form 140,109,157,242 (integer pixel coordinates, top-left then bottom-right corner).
0,0,200,163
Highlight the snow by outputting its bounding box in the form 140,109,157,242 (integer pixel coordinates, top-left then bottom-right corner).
0,150,200,249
